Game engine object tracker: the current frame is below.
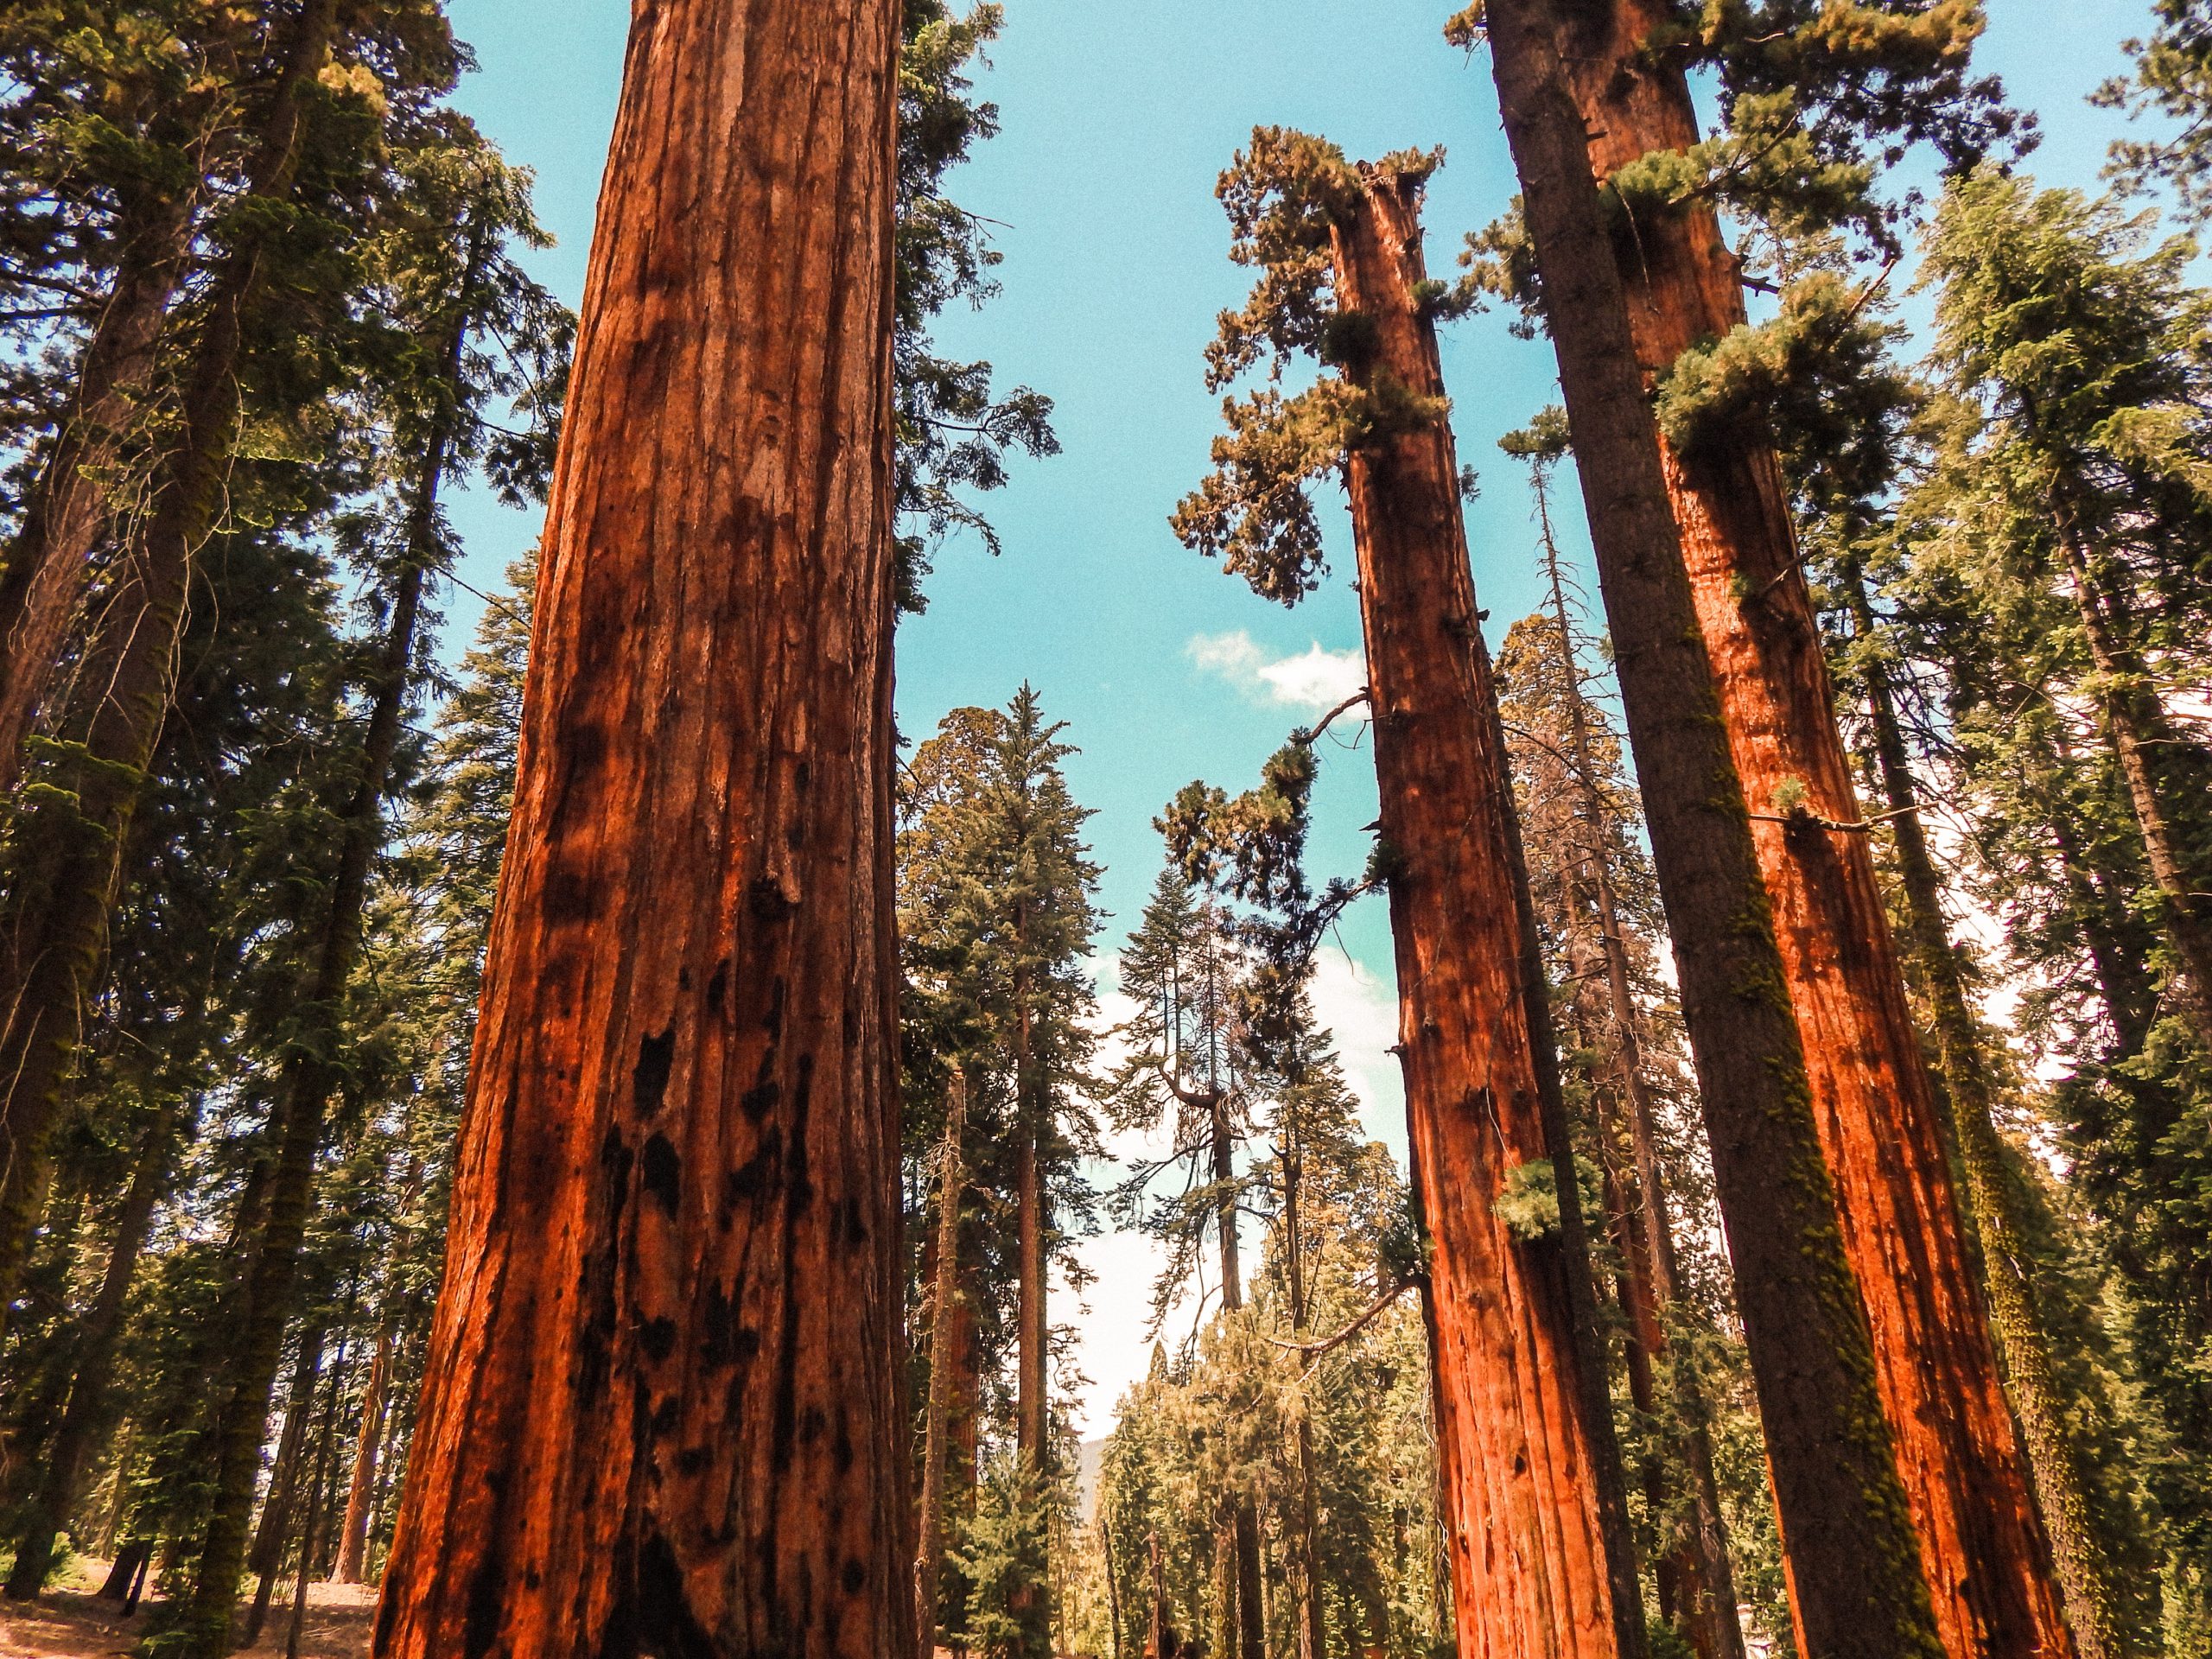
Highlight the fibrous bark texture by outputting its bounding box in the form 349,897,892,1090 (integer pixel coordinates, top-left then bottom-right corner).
369,2,910,1655
1541,8,2074,1653
1482,4,1945,1655
1334,158,1624,1659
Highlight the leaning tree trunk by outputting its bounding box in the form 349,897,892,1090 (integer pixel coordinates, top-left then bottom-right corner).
1534,4,2075,1655
1331,155,1637,1659
246,1327,329,1650
3,1096,181,1596
369,2,910,1654
1483,5,1944,1656
0,0,343,1332
1843,561,2135,1659
0,188,195,794
175,223,484,1659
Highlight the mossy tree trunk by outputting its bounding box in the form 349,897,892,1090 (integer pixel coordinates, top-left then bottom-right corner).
1482,4,1944,1654
1535,3,2075,1654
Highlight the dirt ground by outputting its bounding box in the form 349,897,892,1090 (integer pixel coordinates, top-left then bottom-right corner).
0,1559,373,1659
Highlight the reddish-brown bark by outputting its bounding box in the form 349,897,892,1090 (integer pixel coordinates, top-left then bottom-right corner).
1332,157,1628,1659
369,1,909,1654
1482,4,1945,1655
335,1315,397,1584
1540,8,2073,1653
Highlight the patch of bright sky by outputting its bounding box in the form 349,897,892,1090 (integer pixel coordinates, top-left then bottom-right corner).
440,0,2169,1437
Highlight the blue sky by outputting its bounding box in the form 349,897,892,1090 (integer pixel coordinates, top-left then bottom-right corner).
438,0,2171,1433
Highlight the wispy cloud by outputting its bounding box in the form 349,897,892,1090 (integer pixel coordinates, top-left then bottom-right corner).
1187,629,1364,713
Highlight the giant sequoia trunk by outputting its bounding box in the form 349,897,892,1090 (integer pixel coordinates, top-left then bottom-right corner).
0,188,194,794
1332,156,1634,1659
1535,5,2074,1655
1843,563,2133,1659
368,3,911,1655
0,0,343,1330
1482,5,1944,1655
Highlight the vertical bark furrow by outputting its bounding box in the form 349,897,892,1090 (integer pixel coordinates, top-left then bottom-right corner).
371,3,909,1655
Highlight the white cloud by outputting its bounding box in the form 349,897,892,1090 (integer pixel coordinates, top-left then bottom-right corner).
1187,629,1365,713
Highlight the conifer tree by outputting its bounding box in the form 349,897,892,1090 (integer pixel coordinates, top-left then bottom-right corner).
1173,126,1645,1659
369,1,915,1652
1475,5,1955,1653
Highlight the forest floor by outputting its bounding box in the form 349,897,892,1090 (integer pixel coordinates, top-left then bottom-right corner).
0,1559,373,1658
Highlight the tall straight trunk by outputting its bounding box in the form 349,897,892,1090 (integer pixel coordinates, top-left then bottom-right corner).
1329,155,1633,1659
1015,992,1048,1472
0,0,343,1329
1481,7,1943,1656
1538,504,1745,1659
1533,6,2074,1652
335,1313,398,1583
1284,1141,1328,1659
916,1073,969,1657
1211,1094,1264,1659
246,1326,329,1650
176,222,485,1659
3,1096,181,1596
0,187,196,792
2050,518,2212,1042
370,2,910,1653
287,1347,349,1659
1844,563,2135,1659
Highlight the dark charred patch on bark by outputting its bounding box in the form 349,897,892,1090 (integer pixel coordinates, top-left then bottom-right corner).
635,1528,718,1658
640,1317,677,1362
843,1193,867,1246
640,1132,681,1217
785,1054,815,1213
544,869,601,923
461,1468,512,1659
706,957,728,1016
633,1027,677,1118
842,1556,866,1596
723,1128,780,1218
747,877,796,924
739,1080,779,1123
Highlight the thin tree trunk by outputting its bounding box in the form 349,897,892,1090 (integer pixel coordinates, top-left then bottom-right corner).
369,2,910,1652
1525,7,2075,1653
0,187,196,793
334,1313,397,1583
286,1349,348,1659
2051,521,2212,1043
1844,561,2136,1659
917,1073,969,1657
176,216,485,1659
0,0,343,1332
1481,7,1943,1656
1015,989,1048,1473
1329,154,1636,1659
3,1096,180,1597
1536,496,1745,1659
1211,1093,1264,1659
246,1326,330,1650
1284,1141,1328,1659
